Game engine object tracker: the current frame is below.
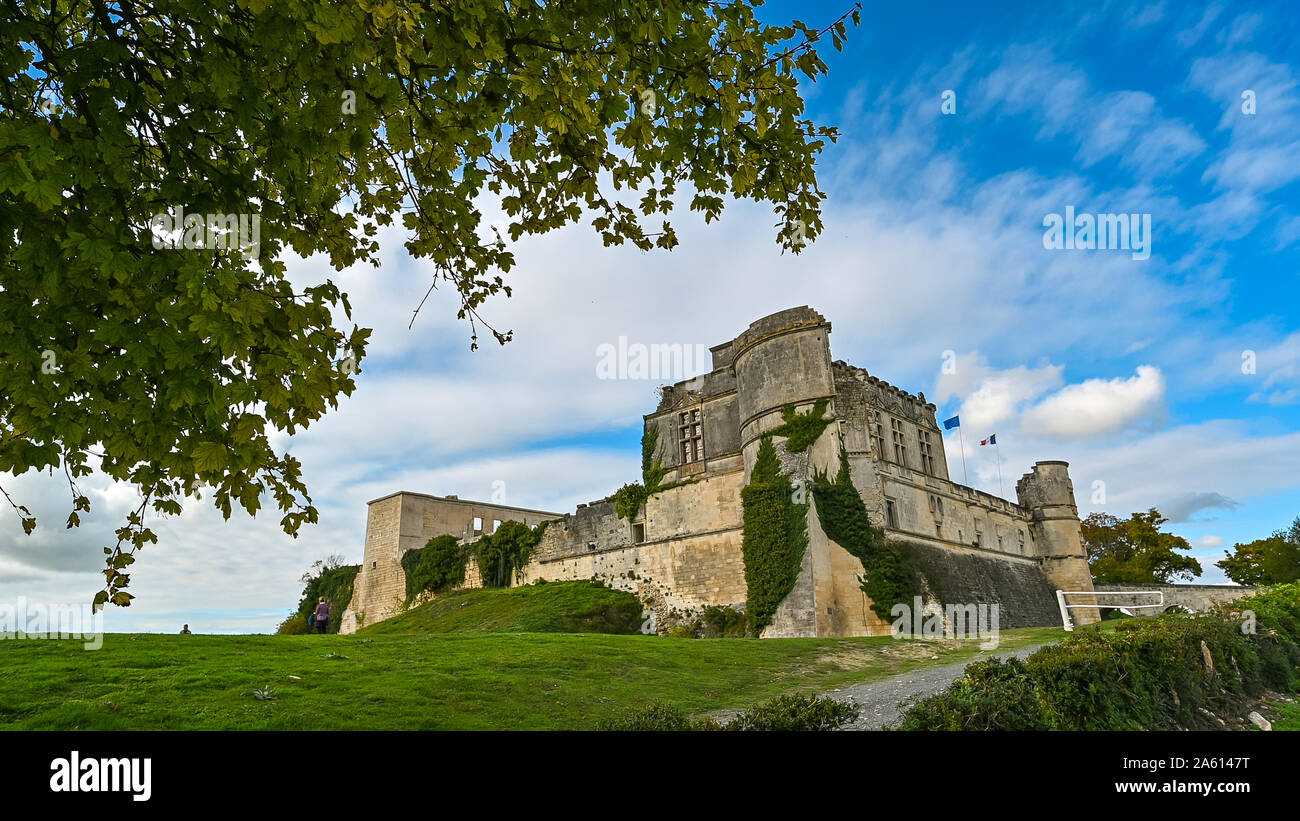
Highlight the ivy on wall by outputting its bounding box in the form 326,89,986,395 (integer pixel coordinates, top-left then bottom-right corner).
402,521,550,598
813,447,920,620
770,398,832,452
401,534,469,600
613,424,669,520
741,434,809,634
471,520,549,588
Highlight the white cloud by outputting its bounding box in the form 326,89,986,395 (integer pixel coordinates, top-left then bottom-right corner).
1020,366,1166,438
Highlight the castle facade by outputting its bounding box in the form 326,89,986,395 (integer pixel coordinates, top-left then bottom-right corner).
343,307,1097,636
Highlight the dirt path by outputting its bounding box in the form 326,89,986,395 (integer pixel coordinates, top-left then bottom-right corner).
824,643,1047,730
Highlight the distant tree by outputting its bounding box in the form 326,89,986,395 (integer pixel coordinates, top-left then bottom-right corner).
1082,509,1202,584
292,555,359,634
1,1,860,608
1217,516,1300,586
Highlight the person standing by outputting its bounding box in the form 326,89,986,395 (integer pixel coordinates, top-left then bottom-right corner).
313,597,331,634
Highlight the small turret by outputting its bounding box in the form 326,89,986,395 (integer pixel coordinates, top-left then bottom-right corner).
1017,461,1099,625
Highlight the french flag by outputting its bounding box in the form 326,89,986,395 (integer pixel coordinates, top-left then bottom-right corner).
980,434,996,446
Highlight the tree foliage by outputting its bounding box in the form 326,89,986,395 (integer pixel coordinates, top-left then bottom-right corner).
1082,509,1202,584
472,519,546,588
1217,516,1300,586
402,533,469,599
290,553,359,634
0,0,858,606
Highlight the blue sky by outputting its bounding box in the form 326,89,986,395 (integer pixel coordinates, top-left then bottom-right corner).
2,0,1298,632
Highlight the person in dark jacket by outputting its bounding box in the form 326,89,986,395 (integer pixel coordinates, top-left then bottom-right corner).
313,597,331,634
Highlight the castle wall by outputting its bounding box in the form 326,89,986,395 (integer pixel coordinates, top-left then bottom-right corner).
349,307,1100,638
521,468,748,620
341,493,560,633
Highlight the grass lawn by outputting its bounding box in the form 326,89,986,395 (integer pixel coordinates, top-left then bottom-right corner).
1272,700,1300,731
0,625,1070,730
359,581,643,635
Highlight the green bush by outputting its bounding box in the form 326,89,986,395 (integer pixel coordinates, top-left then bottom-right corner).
600,693,859,731
599,703,713,731
289,558,359,634
701,605,748,638
402,534,468,600
274,611,310,635
897,583,1300,730
612,427,669,520
471,520,548,588
727,694,859,730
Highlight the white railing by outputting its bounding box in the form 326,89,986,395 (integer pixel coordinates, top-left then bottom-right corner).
1055,589,1164,631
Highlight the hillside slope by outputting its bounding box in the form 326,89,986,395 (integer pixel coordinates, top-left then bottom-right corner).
358,580,644,635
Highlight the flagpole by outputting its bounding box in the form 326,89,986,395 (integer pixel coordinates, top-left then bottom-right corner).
958,427,969,486
995,437,1004,498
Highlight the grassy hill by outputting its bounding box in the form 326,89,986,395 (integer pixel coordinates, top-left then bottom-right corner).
360,580,643,635
0,625,1067,730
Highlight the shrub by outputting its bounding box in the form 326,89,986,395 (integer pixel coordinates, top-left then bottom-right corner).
290,557,359,634
701,605,748,638
274,611,310,635
600,693,858,731
897,583,1300,730
471,520,547,588
726,694,859,731
402,534,468,600
599,704,704,731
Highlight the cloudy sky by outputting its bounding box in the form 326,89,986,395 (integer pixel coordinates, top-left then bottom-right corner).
4,0,1299,632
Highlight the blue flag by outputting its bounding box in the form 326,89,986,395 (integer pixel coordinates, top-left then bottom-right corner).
943,415,960,430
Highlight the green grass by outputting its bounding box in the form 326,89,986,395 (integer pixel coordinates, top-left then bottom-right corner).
1273,701,1300,731
0,625,1070,730
361,581,643,635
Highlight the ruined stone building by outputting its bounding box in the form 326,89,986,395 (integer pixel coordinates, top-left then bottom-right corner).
343,307,1098,636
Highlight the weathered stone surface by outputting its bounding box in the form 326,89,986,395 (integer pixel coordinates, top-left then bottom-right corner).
353,307,1103,638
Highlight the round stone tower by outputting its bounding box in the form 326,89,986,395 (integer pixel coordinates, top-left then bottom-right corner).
1016,461,1100,626
730,306,836,479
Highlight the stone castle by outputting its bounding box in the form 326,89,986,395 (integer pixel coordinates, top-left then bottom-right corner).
342,307,1099,636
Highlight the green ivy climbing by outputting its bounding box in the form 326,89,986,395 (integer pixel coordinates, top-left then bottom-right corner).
813,447,920,620
402,534,469,600
613,424,669,519
471,520,549,588
741,435,809,634
770,399,832,452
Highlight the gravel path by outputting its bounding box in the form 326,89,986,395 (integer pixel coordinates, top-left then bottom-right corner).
824,643,1047,730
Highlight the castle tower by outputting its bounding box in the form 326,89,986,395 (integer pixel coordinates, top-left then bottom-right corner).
1017,461,1099,626
730,307,865,637
731,306,836,480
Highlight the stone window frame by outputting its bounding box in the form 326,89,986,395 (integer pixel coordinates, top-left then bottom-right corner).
890,416,908,468
884,498,898,529
916,428,937,475
870,410,886,460
632,522,646,544
679,407,705,464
